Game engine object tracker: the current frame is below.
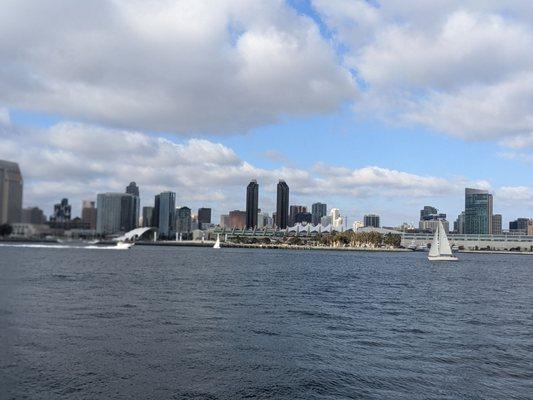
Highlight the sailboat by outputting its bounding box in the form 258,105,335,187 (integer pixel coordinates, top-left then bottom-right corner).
213,234,221,249
428,221,458,261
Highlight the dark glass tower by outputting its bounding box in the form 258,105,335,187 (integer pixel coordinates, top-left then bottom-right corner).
276,180,289,229
246,180,259,229
464,188,493,234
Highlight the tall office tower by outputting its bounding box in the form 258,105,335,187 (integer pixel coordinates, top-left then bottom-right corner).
229,210,247,229
464,188,493,234
420,206,438,221
96,193,137,235
509,218,529,233
197,207,212,229
454,212,465,234
276,180,289,229
21,207,46,224
153,195,160,229
0,160,23,224
289,205,307,226
246,180,259,229
219,214,230,228
125,181,139,197
492,214,502,235
50,198,72,222
125,181,140,229
330,208,344,228
311,202,327,225
142,206,154,227
294,212,312,224
364,214,380,228
157,192,176,239
81,200,97,229
418,207,448,233
176,206,192,234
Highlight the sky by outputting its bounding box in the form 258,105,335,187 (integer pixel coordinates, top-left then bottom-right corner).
0,0,532,227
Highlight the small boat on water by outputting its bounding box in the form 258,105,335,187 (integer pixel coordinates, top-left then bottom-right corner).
115,241,133,250
428,221,458,261
213,234,221,249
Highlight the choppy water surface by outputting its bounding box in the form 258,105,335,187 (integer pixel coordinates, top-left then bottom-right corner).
1,246,532,399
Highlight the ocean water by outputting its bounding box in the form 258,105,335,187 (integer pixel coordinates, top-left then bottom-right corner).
1,245,532,399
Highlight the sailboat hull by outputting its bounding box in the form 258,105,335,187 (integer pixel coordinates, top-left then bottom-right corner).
428,255,458,261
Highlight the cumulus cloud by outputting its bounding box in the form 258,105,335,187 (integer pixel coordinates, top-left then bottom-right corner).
0,120,478,219
0,0,355,134
312,1,533,148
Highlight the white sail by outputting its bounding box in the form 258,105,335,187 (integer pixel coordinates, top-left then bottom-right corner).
428,227,440,257
213,234,221,249
438,221,453,256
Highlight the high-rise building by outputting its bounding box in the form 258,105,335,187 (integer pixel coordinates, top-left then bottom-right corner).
0,160,23,224
229,210,246,229
330,208,344,229
125,181,139,197
492,214,502,235
176,206,192,234
198,208,212,226
294,212,312,224
81,200,97,230
142,206,154,227
464,188,493,234
311,202,327,225
246,180,259,229
125,182,140,229
454,212,465,234
289,205,306,227
21,207,46,224
156,192,176,239
96,193,137,236
509,218,529,233
418,207,448,233
50,198,71,222
276,180,289,229
257,212,273,229
420,206,438,221
364,214,380,228
219,214,230,228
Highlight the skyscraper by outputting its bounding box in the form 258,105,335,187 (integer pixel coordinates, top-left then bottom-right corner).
454,212,465,234
125,181,139,197
21,207,46,224
464,188,493,234
229,210,246,229
50,198,71,222
96,193,137,235
492,214,502,235
246,180,259,229
176,206,192,234
276,180,289,229
0,160,23,224
311,202,327,225
142,206,154,227
364,214,380,228
509,218,529,233
198,207,212,228
157,192,176,239
125,181,140,229
81,200,97,229
289,205,306,226
420,206,438,221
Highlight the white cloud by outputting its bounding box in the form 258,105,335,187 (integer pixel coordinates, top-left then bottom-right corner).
312,1,533,147
497,186,533,205
0,0,355,134
0,108,9,125
0,120,478,220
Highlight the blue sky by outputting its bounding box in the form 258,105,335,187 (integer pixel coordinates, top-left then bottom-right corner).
0,0,532,226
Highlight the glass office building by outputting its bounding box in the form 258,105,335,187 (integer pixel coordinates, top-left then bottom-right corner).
464,188,493,234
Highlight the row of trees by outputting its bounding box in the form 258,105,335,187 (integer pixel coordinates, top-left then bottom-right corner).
229,231,402,248
317,231,401,248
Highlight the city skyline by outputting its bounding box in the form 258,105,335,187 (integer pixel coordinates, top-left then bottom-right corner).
0,1,532,225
